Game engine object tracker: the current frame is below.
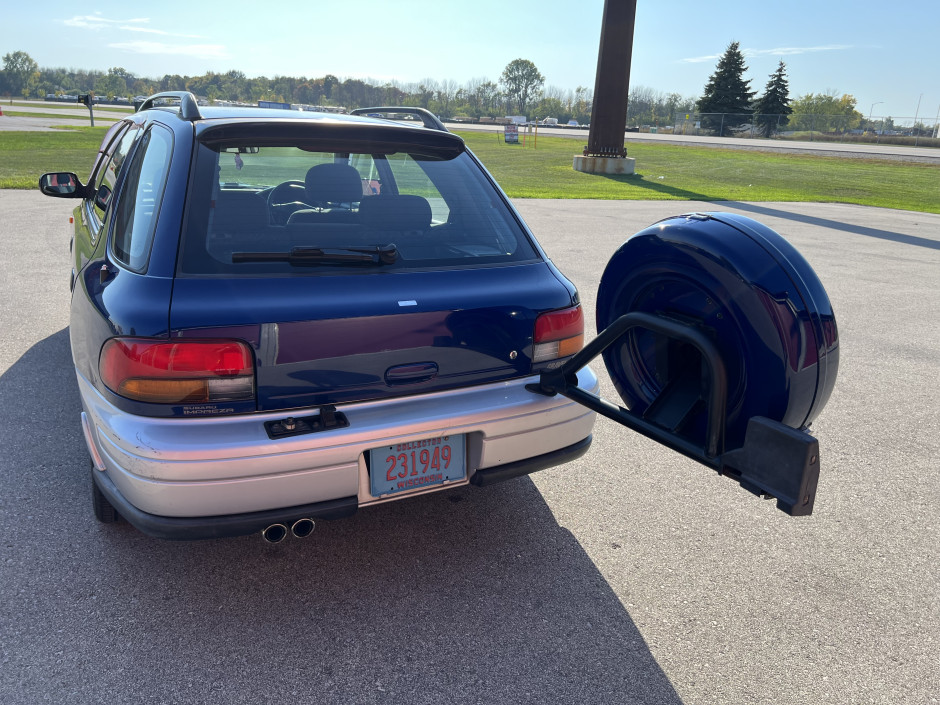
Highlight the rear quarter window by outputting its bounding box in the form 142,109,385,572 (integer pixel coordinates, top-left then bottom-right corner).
88,123,139,240
110,125,174,272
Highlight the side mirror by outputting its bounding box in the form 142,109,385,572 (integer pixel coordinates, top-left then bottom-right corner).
94,184,113,211
38,172,86,199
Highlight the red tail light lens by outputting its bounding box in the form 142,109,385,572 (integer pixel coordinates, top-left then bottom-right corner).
100,338,255,404
533,305,584,362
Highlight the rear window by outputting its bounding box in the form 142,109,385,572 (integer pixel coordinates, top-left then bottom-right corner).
179,136,539,276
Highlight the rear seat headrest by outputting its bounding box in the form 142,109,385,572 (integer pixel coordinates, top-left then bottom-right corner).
358,195,432,231
304,163,364,205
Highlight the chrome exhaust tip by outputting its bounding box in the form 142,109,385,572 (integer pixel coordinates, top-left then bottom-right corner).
291,518,315,538
261,523,288,543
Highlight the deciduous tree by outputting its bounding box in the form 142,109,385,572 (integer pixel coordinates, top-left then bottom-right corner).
2,50,39,98
474,80,500,113
789,92,862,133
322,74,339,100
500,58,544,116
96,67,130,99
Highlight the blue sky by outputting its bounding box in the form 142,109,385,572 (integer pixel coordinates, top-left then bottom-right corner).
2,0,937,121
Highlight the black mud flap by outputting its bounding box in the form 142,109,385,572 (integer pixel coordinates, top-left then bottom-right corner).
529,213,839,516
721,417,819,516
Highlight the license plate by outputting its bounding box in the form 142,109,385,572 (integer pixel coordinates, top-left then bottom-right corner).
369,434,466,497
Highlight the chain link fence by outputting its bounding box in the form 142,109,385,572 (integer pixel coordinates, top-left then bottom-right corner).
635,114,940,148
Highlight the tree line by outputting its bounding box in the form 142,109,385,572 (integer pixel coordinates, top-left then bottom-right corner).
1,50,702,128
4,47,917,136
0,52,585,122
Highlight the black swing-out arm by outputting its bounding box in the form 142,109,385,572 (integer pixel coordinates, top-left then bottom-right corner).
527,312,820,516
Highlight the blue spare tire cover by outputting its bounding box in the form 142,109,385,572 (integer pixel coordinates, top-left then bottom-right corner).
596,212,839,450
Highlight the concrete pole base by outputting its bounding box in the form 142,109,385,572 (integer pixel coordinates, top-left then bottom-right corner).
572,155,636,175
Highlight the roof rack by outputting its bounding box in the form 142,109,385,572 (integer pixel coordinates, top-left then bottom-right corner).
136,91,202,121
349,107,448,132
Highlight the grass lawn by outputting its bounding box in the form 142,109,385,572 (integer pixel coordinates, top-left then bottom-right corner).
457,131,940,214
0,127,111,189
1,125,937,213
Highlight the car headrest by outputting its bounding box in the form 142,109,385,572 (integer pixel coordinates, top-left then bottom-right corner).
358,195,432,231
304,163,363,205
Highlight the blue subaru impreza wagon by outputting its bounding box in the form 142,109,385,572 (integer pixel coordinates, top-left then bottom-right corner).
41,95,598,541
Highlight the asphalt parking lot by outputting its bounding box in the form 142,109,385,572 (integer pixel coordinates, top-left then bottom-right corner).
0,191,937,704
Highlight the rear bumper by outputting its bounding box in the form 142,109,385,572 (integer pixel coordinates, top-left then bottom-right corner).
78,367,598,535
92,435,592,540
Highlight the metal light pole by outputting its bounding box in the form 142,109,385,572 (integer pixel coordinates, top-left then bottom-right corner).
868,102,883,143
913,93,923,146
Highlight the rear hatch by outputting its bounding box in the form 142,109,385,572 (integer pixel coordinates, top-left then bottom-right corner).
169,264,575,411
170,117,579,412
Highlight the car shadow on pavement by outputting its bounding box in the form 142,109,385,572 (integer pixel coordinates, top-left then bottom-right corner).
0,328,685,705
573,180,940,252
715,201,940,251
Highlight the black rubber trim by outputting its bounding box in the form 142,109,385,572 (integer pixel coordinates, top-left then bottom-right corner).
91,470,357,541
470,435,593,487
92,435,592,538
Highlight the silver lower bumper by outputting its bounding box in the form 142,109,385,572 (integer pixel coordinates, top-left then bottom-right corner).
79,367,598,519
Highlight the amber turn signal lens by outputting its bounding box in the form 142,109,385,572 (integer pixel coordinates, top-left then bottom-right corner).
533,305,584,362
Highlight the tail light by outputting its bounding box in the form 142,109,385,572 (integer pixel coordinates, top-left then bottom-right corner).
533,305,584,362
100,338,254,404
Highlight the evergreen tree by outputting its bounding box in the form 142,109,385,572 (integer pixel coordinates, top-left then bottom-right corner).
696,41,754,136
753,61,792,137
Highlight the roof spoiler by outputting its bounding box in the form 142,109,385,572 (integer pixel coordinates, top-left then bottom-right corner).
350,107,448,132
136,91,202,121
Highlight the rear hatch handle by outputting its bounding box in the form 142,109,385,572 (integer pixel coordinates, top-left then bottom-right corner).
385,362,439,386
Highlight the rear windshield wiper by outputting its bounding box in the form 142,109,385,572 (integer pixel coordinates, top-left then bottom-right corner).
232,244,398,266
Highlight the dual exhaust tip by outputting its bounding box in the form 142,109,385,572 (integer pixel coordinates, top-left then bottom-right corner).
262,518,315,543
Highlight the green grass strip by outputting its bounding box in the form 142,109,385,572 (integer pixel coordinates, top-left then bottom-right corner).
0,127,110,189
0,127,937,214
1,109,120,121
458,131,940,214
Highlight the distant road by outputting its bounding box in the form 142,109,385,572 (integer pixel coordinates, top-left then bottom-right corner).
453,122,940,163
0,99,131,131
2,99,937,162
